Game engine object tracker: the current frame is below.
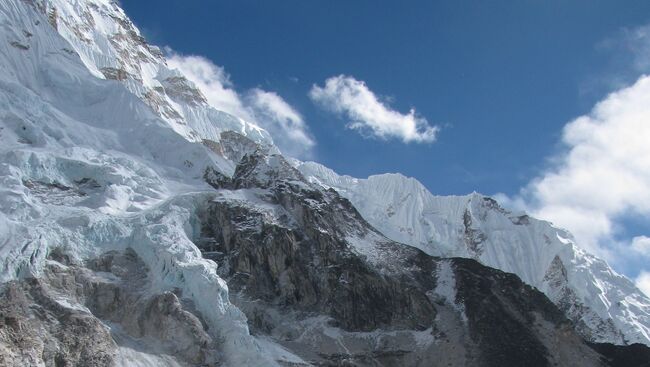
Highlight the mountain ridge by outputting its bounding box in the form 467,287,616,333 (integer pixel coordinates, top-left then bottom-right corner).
0,0,649,365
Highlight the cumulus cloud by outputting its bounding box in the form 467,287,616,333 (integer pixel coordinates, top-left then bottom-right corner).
502,75,650,259
309,75,439,143
637,271,650,298
165,51,315,158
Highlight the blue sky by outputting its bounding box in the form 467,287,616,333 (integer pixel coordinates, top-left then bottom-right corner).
121,1,650,285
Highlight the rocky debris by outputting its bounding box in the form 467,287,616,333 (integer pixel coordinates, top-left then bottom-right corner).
0,248,222,366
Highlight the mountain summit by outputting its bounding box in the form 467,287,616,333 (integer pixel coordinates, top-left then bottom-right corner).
0,0,649,366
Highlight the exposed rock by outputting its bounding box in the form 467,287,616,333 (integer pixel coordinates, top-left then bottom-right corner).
194,149,648,366
204,165,231,190
543,256,625,344
143,89,184,121
589,342,650,367
100,67,128,81
162,76,208,106
0,275,117,367
9,41,29,50
0,249,222,366
48,7,58,30
463,209,486,257
220,130,271,163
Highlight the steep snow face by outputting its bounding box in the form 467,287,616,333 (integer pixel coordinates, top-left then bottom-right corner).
296,161,650,345
37,0,273,146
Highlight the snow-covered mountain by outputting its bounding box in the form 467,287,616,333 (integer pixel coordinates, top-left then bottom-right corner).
296,162,650,345
1,0,650,365
0,0,281,365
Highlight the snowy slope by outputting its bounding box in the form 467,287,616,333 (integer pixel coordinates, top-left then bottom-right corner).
0,0,296,365
40,0,273,147
296,161,650,345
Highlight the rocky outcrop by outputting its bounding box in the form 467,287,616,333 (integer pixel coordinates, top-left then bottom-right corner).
543,255,625,343
100,67,128,81
0,248,221,366
0,279,116,367
162,76,208,106
200,181,436,333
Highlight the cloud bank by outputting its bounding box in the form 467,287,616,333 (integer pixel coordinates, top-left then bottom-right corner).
512,76,650,253
166,52,315,158
309,75,439,143
498,74,650,295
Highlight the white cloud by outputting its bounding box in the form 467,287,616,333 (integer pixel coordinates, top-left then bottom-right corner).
166,53,252,121
247,88,315,158
637,271,650,298
503,75,650,258
309,75,439,143
165,51,315,158
632,236,650,257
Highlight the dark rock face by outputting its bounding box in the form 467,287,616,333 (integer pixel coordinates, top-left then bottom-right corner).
462,209,486,257
543,256,625,343
589,343,650,367
195,145,650,366
161,76,208,106
200,170,437,332
0,249,221,367
453,257,571,366
100,67,128,81
0,279,116,367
